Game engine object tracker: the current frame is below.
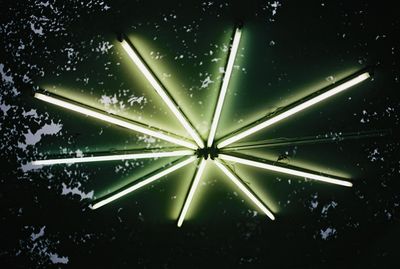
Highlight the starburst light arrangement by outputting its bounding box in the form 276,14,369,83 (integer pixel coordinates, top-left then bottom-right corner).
32,25,371,227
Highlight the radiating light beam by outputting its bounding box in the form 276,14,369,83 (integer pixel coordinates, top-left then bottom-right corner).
120,38,204,148
207,27,242,147
214,160,275,220
34,93,197,149
177,158,207,227
219,154,353,187
90,156,197,210
217,72,371,148
31,150,194,166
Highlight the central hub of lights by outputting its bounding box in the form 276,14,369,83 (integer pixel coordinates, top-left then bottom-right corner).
195,146,219,159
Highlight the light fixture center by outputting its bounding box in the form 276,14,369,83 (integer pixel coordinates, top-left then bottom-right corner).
195,146,219,160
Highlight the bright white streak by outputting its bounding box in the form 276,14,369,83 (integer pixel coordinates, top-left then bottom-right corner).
207,28,242,147
90,156,197,209
121,40,204,148
214,160,275,220
177,158,207,227
31,150,194,165
219,154,353,187
218,72,370,148
34,93,197,149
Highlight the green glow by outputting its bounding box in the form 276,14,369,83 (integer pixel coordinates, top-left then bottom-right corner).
34,26,369,226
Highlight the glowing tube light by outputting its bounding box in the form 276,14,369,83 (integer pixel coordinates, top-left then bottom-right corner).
218,72,371,148
219,154,353,187
120,38,204,148
177,158,207,227
90,156,197,210
31,150,194,166
207,27,242,147
214,160,275,220
34,93,197,150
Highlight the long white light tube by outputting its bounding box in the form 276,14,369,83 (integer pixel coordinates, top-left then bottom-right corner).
177,158,207,227
218,72,370,148
214,160,275,220
207,28,242,147
121,39,204,148
34,93,197,149
219,154,352,187
90,156,197,209
31,150,194,165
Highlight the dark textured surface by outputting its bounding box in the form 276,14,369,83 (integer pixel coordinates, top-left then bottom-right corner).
1,0,399,268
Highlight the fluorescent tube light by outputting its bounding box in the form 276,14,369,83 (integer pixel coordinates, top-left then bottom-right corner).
177,158,207,227
34,93,197,149
90,156,197,209
218,72,370,148
121,39,204,148
31,150,194,165
214,160,275,220
219,154,353,187
207,28,242,147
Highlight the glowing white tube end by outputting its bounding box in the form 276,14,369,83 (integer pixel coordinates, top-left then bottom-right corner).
219,154,353,187
177,158,207,227
214,160,275,220
90,156,197,210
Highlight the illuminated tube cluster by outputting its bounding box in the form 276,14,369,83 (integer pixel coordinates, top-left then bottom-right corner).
33,25,373,227
120,37,204,148
207,27,242,147
177,158,207,227
31,150,194,166
217,72,371,148
219,154,353,187
215,160,275,220
34,93,197,150
90,156,197,210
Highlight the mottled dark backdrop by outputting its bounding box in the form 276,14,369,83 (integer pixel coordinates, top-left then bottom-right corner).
1,0,399,268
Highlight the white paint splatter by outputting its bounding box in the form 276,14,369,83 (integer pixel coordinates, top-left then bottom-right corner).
320,227,336,240
128,95,146,105
29,22,44,36
200,75,214,88
31,226,46,241
61,182,94,200
49,253,69,264
20,121,62,150
0,63,14,84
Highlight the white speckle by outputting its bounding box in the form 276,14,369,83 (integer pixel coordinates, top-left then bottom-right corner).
368,148,384,162
31,226,46,241
61,182,94,200
0,101,11,115
128,95,146,105
200,75,214,88
20,121,62,150
321,201,338,216
100,94,118,106
75,149,83,158
325,75,335,82
320,227,336,240
95,41,113,54
0,63,14,84
49,253,69,264
29,22,44,36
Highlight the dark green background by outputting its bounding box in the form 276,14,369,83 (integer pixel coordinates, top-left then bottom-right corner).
1,0,399,268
